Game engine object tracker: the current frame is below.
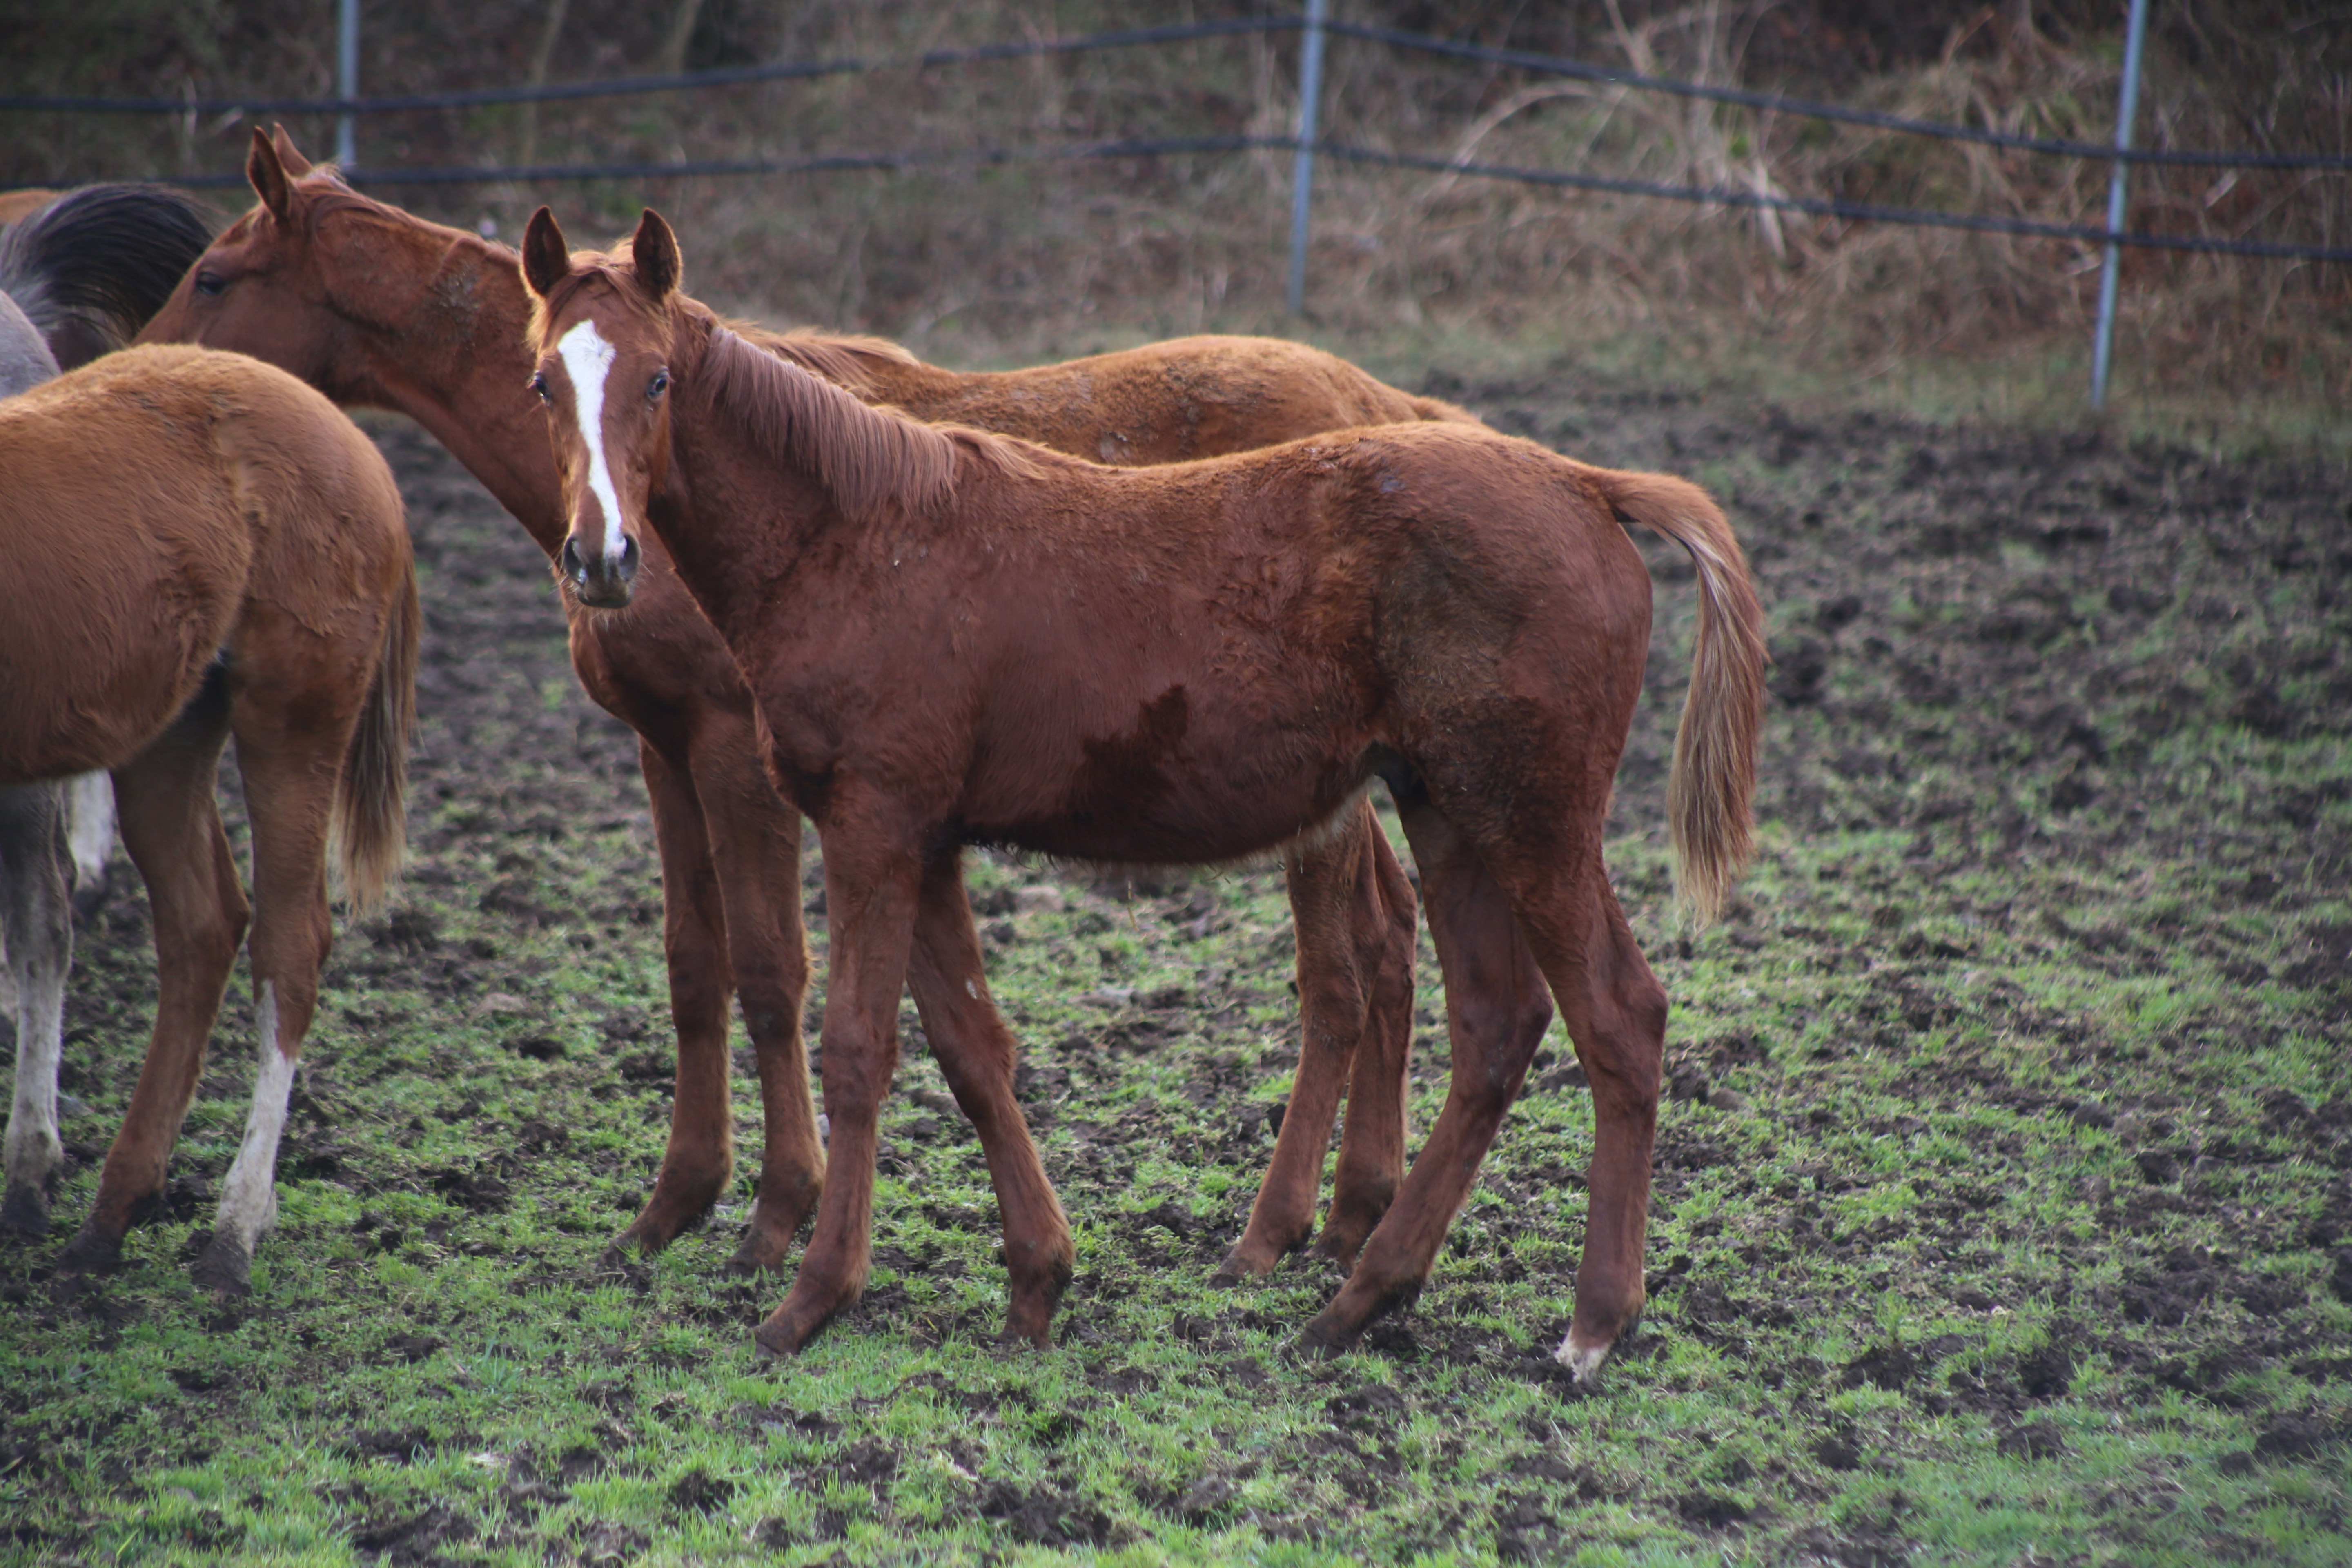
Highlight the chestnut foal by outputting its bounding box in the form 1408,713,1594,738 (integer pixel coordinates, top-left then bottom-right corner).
142,127,1478,1283
521,208,1764,1378
0,344,416,1291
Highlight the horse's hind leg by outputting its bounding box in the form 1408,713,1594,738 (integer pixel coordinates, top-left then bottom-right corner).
902,851,1071,1345
64,699,246,1272
190,707,351,1294
1,782,72,1234
1541,887,1666,1379
1296,795,1554,1354
1314,825,1419,1268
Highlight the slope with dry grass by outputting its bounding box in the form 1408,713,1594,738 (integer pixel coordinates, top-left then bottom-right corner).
3,1,2343,409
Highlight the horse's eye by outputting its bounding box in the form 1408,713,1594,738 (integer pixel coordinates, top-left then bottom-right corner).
648,369,670,400
194,272,225,297
530,372,550,403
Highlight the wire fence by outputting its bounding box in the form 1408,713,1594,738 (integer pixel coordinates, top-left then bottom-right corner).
5,14,2345,263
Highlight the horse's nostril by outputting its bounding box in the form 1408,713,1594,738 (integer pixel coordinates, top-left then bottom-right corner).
559,537,588,585
616,535,640,583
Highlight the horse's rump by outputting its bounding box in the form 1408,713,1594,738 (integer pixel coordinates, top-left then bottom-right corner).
0,363,254,781
0,346,413,791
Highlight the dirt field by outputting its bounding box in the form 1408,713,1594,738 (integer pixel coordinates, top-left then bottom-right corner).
3,357,2348,1565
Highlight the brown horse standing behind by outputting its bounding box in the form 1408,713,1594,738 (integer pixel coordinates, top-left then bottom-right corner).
521,209,1764,1379
0,344,417,1291
140,126,1474,1286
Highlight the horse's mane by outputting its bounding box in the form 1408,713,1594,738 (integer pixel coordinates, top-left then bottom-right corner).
698,318,1040,521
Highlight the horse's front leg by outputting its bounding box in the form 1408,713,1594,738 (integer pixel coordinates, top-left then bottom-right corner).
604,737,741,1261
1215,823,1376,1282
904,852,1071,1345
691,738,820,1276
0,782,73,1235
753,820,920,1356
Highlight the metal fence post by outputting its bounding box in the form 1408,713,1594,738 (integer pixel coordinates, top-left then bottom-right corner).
1285,0,1330,318
336,0,360,168
2090,0,2151,410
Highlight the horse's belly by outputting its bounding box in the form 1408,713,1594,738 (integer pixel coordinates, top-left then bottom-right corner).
967,746,1371,866
0,646,214,783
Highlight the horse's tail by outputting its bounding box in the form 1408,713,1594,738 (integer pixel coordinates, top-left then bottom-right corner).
1586,467,1766,926
0,185,214,368
336,563,420,917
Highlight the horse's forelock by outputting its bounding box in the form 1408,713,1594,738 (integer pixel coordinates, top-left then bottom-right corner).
525,263,641,361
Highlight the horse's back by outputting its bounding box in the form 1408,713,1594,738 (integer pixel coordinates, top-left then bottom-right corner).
895,334,1471,465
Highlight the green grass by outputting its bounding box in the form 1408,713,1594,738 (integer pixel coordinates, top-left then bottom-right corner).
5,371,2349,1565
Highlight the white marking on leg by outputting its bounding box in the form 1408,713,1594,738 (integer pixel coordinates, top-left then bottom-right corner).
214,980,292,1254
4,949,65,1200
556,320,628,564
64,771,115,895
1555,1329,1613,1383
2,788,69,1204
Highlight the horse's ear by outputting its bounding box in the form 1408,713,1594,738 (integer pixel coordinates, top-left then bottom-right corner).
521,207,570,301
269,125,314,178
632,209,681,303
248,127,295,223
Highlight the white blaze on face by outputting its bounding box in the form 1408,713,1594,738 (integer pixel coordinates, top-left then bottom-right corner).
557,318,628,564
213,980,292,1254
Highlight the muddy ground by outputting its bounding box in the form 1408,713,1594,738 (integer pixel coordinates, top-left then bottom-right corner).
3,359,2349,1564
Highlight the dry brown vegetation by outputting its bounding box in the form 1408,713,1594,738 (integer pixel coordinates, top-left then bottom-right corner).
4,1,2345,408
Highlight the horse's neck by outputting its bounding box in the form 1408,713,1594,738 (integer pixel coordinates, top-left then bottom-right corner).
659,342,838,641
343,234,570,559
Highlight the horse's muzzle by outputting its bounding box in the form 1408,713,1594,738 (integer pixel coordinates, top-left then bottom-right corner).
561,534,639,608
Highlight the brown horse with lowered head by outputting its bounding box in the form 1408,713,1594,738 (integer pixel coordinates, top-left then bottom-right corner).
0,343,417,1291
142,126,1478,1286
521,207,1765,1379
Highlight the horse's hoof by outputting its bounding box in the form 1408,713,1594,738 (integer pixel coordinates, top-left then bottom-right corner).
1554,1332,1612,1384
722,1240,788,1278
56,1223,124,1275
752,1310,826,1359
596,1227,663,1269
0,1183,51,1237
190,1236,253,1296
1309,1228,1372,1272
1288,1314,1356,1361
1208,1242,1278,1287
